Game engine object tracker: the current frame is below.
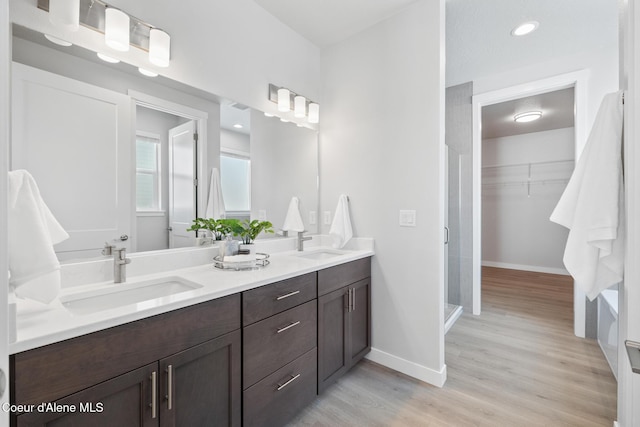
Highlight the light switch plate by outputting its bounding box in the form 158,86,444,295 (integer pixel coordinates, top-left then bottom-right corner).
399,210,416,227
309,211,317,225
324,211,332,225
258,210,267,221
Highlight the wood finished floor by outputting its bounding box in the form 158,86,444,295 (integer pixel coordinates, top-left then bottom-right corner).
287,267,617,426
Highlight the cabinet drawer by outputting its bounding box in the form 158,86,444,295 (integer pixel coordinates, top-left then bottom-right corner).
243,272,317,325
243,348,317,427
318,257,371,296
12,294,241,405
243,300,317,388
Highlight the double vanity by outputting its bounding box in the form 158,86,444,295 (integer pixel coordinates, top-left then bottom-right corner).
8,237,374,427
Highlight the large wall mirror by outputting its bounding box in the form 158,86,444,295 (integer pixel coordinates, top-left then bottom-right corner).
10,24,319,261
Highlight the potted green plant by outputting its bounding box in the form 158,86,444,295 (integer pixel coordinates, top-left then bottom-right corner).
236,219,274,245
187,218,237,242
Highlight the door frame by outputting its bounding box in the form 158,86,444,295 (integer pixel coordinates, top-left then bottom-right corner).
471,70,589,337
0,0,10,424
128,90,208,252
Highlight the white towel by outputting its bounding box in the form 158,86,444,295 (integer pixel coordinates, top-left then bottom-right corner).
282,196,305,232
8,170,69,304
550,91,624,301
205,168,226,219
330,195,353,249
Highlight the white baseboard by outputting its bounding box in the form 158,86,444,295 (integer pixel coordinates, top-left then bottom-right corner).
365,347,447,387
481,261,569,276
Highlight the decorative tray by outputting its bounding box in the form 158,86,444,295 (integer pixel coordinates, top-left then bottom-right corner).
213,252,270,271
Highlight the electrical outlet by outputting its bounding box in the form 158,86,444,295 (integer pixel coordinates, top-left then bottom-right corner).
324,211,332,225
258,210,267,221
399,210,416,227
309,211,317,225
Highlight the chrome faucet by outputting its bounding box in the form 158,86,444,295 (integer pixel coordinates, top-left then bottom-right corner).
113,247,131,283
297,231,312,252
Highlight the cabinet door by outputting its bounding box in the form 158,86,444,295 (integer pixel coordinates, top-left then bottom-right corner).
16,363,157,427
317,286,349,394
348,278,371,366
159,330,241,427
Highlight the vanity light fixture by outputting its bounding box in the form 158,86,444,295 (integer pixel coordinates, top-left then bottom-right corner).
138,68,158,77
511,21,539,37
294,95,306,118
39,0,172,68
514,111,542,123
149,28,171,67
268,84,319,124
278,88,291,112
105,7,130,52
49,0,79,32
308,103,320,124
44,34,72,47
97,52,120,63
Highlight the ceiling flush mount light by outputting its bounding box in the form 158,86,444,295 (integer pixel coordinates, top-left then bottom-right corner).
308,103,320,124
138,68,158,77
278,88,291,112
514,111,542,123
511,21,539,36
105,7,130,52
44,34,72,47
294,95,306,118
49,0,79,31
97,52,120,63
149,28,170,67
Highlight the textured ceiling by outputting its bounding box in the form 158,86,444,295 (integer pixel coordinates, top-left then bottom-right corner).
482,88,575,140
253,0,420,47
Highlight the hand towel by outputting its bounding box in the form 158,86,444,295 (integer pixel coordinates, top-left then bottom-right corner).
8,170,69,304
330,195,353,249
550,91,624,300
205,168,226,219
282,196,305,232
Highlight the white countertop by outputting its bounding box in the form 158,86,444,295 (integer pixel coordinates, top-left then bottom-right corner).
10,238,374,355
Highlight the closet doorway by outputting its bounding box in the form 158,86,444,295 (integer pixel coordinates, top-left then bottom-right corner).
472,71,589,336
130,91,208,252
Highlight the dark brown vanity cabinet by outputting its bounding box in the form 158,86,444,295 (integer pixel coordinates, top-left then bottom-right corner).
10,295,242,427
242,272,318,427
318,257,371,394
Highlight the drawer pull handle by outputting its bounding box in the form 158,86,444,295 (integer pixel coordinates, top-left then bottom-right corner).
277,373,301,391
277,321,301,334
276,290,300,300
150,371,157,419
166,364,173,410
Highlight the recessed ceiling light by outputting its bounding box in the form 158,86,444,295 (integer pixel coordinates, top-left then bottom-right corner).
514,111,542,123
138,68,158,77
233,123,243,129
511,21,539,37
44,34,72,47
97,52,120,63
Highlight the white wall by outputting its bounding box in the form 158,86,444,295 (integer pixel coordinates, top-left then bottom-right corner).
221,129,250,156
251,111,319,234
482,127,574,274
10,0,321,116
320,0,446,385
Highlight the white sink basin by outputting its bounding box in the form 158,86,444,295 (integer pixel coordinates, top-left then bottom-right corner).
294,249,347,260
61,276,203,315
